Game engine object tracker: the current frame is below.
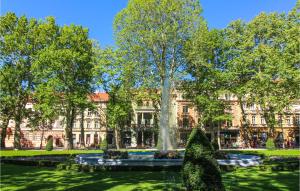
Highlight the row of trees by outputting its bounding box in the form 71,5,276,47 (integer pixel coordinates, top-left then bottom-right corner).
0,13,95,149
1,0,299,150
185,2,300,147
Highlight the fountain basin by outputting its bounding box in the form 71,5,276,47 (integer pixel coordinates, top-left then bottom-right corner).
75,152,261,167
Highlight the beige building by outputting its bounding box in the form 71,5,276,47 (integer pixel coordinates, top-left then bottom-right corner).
2,92,300,149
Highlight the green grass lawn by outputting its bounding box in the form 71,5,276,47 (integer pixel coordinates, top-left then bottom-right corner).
1,164,299,191
1,149,299,157
0,150,103,157
223,149,300,157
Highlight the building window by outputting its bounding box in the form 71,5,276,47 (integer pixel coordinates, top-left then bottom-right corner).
296,115,300,125
226,120,232,127
94,134,99,144
252,115,256,124
95,121,99,129
183,117,189,128
278,115,283,125
250,104,255,110
95,111,99,117
286,116,291,125
60,120,64,127
86,134,90,145
146,101,150,106
72,134,76,143
87,110,92,116
183,105,189,113
86,121,91,129
261,116,266,124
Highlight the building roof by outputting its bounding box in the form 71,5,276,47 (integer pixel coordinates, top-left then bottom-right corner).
89,93,109,102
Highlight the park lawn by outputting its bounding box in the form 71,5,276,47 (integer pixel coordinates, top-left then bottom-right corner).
1,149,299,157
1,164,299,191
0,149,158,157
0,150,103,157
223,149,300,157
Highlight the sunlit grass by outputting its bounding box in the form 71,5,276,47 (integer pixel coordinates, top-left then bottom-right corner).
1,164,299,191
224,149,300,157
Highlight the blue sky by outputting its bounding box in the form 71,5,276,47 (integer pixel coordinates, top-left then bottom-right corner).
1,0,297,47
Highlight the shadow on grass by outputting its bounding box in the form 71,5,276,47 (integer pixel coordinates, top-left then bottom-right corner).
1,164,183,191
1,164,299,191
223,167,299,191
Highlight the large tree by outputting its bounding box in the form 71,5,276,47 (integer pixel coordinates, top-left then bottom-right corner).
0,13,57,149
224,6,300,143
114,0,202,150
33,24,95,149
184,23,232,148
95,48,134,149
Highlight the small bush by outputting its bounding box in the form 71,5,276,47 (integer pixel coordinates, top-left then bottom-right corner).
103,150,128,159
259,165,268,171
182,128,225,191
70,164,81,171
154,151,182,159
81,165,90,172
220,165,236,172
266,138,275,150
56,163,67,170
100,138,108,150
45,137,53,151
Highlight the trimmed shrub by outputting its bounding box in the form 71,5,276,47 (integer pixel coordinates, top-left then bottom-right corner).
81,164,90,172
45,137,54,151
70,164,81,171
266,138,275,150
100,138,108,150
56,163,67,170
38,160,55,167
154,151,182,159
103,150,128,159
182,128,225,191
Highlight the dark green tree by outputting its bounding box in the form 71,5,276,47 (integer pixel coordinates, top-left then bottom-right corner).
33,24,95,149
182,127,225,191
184,23,231,149
0,13,58,149
45,136,54,151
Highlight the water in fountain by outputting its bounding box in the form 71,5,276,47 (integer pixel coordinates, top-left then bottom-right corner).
159,73,173,151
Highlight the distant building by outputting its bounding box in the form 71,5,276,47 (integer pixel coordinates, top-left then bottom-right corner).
2,92,299,149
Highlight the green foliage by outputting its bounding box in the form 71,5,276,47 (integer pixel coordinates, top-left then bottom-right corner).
45,137,53,151
266,138,275,150
182,128,225,191
103,150,129,159
100,138,108,150
0,13,58,148
222,8,300,137
70,164,81,172
212,139,219,151
56,163,67,170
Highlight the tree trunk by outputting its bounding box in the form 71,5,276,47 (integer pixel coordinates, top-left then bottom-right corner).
40,126,45,150
0,117,9,149
217,123,221,150
114,126,120,150
14,114,22,149
238,97,251,148
80,109,85,148
64,107,75,150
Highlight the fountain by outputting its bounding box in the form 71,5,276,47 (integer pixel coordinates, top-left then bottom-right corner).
159,73,173,151
75,68,261,168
